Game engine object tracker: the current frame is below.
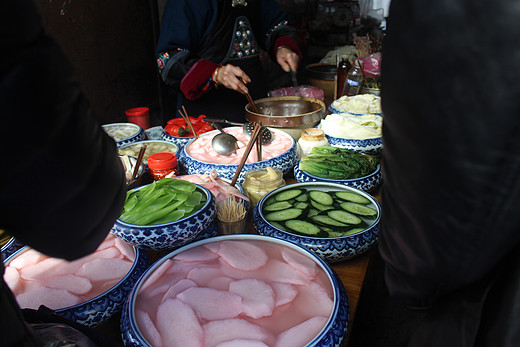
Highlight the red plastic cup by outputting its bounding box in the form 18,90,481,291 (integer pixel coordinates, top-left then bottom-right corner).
125,107,151,129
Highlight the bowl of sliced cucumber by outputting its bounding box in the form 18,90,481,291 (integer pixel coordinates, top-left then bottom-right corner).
252,182,380,262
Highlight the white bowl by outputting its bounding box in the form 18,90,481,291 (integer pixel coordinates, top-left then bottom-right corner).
102,123,146,148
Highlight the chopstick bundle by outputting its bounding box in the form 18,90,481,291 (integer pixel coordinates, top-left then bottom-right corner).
131,145,147,181
178,106,198,139
230,122,262,186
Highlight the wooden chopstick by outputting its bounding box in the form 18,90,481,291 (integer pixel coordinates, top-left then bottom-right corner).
245,93,259,113
178,106,198,139
131,145,147,181
230,122,262,187
256,122,263,162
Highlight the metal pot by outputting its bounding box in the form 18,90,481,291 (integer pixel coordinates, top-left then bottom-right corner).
245,96,326,140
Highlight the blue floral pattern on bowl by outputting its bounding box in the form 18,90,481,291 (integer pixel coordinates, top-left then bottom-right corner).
4,244,149,328
294,161,382,192
120,234,350,347
252,182,381,262
111,185,216,252
102,123,146,149
178,129,299,184
161,131,193,150
328,104,382,117
1,237,24,261
326,134,382,155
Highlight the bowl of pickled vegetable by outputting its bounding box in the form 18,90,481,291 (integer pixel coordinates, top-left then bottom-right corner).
102,123,146,148
118,140,179,166
294,146,382,192
252,182,380,262
111,178,216,252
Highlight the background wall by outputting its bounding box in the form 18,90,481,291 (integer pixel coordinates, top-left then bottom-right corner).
34,0,165,126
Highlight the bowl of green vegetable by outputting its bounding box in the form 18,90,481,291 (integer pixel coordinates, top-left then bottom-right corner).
252,182,380,262
111,178,216,252
293,146,382,192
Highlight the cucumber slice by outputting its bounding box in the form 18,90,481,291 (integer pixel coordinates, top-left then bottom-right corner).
340,202,378,216
295,193,308,202
342,227,365,235
312,215,350,227
274,189,303,201
294,202,308,210
264,196,277,206
306,208,320,218
309,190,333,205
327,210,362,224
285,220,321,235
264,208,303,221
310,200,334,211
264,201,293,212
335,191,371,204
327,227,365,237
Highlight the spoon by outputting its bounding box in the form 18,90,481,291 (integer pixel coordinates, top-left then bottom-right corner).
211,122,239,156
243,122,273,145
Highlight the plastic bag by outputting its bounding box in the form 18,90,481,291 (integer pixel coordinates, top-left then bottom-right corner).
356,52,382,77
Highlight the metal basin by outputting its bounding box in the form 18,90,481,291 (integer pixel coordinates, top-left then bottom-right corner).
245,96,326,140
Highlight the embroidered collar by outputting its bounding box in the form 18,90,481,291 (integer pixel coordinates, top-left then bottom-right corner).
232,0,247,7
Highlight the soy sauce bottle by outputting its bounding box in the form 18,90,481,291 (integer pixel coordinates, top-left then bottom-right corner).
336,59,352,98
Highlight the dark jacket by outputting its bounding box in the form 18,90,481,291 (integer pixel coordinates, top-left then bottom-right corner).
0,0,126,345
379,0,520,345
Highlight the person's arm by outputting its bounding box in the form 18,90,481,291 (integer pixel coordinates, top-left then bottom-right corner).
0,0,126,261
155,0,219,100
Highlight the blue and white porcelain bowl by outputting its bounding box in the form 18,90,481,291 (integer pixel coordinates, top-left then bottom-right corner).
252,182,380,262
161,130,193,151
3,242,149,328
325,133,382,155
111,184,216,252
102,123,146,148
120,234,349,347
294,161,382,192
179,127,299,184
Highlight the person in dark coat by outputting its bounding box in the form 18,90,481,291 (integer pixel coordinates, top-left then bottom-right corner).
155,0,301,122
379,0,520,345
0,0,127,345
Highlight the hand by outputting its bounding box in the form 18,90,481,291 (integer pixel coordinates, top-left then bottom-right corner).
276,47,299,73
213,64,251,95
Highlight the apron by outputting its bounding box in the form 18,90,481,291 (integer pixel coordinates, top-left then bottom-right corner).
179,1,267,122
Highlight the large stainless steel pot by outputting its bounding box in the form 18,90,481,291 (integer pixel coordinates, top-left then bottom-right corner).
245,96,326,140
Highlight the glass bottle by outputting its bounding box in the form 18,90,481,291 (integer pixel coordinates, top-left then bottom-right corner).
242,167,285,207
147,152,177,181
342,63,364,96
336,59,352,98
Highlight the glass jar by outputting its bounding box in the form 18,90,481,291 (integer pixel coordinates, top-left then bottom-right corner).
298,128,330,155
242,167,285,206
147,152,177,181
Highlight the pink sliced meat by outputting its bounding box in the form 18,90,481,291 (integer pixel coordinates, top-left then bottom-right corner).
160,279,197,303
91,247,120,259
4,266,21,294
262,259,313,285
281,248,317,278
176,286,242,320
96,235,116,250
229,279,275,319
8,249,46,270
75,258,132,282
139,259,175,292
207,275,234,291
215,339,269,347
19,257,65,280
174,246,219,263
187,265,223,286
274,316,329,347
217,240,268,271
39,274,93,295
113,238,135,261
271,282,298,307
135,309,162,347
16,286,82,310
156,298,204,347
293,281,334,317
203,319,275,347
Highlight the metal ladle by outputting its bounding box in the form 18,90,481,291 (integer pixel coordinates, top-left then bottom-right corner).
211,122,239,156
